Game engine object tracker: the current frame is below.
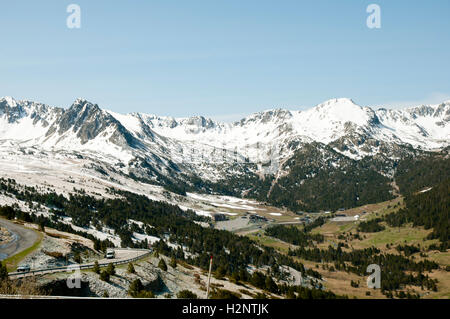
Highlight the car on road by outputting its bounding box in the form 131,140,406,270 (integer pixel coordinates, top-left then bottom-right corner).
17,264,31,273
106,249,115,259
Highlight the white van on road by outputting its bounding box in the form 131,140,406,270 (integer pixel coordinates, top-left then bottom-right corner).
17,264,31,273
106,249,115,259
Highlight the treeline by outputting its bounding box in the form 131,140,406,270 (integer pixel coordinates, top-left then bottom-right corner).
357,218,385,233
186,165,274,201
265,224,324,247
395,152,450,195
262,143,394,211
288,244,439,294
0,178,325,287
395,244,421,257
184,143,397,213
303,217,327,233
279,284,347,299
384,178,449,245
211,265,343,299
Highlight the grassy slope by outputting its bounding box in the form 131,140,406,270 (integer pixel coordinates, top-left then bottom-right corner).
247,196,450,299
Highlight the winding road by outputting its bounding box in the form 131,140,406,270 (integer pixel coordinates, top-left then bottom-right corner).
0,217,150,279
8,248,151,279
0,217,39,261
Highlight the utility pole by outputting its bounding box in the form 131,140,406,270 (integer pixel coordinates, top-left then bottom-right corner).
206,255,213,299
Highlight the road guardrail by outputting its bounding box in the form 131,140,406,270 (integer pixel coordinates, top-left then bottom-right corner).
8,248,152,278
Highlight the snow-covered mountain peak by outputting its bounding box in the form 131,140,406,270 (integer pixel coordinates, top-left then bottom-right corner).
0,96,18,107
316,97,356,107
73,97,90,105
180,115,217,129
239,108,293,126
0,97,62,141
69,98,101,113
313,98,363,114
1,95,449,185
298,97,376,131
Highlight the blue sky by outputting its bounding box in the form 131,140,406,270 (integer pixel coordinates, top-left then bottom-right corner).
1,1,449,120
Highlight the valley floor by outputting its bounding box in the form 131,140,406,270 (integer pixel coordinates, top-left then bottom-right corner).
245,197,450,299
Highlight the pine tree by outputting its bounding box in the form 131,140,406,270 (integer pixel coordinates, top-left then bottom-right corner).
128,279,144,297
93,260,100,274
106,263,116,276
100,270,110,282
158,259,167,271
169,257,177,269
39,220,46,232
265,275,278,293
176,290,198,299
94,240,100,251
0,262,8,280
215,265,227,279
74,252,82,264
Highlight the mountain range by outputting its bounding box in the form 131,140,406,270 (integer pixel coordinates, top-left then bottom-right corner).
1,96,449,211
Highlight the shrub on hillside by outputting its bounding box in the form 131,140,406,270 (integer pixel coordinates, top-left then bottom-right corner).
158,259,167,271
176,290,198,299
100,270,110,282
